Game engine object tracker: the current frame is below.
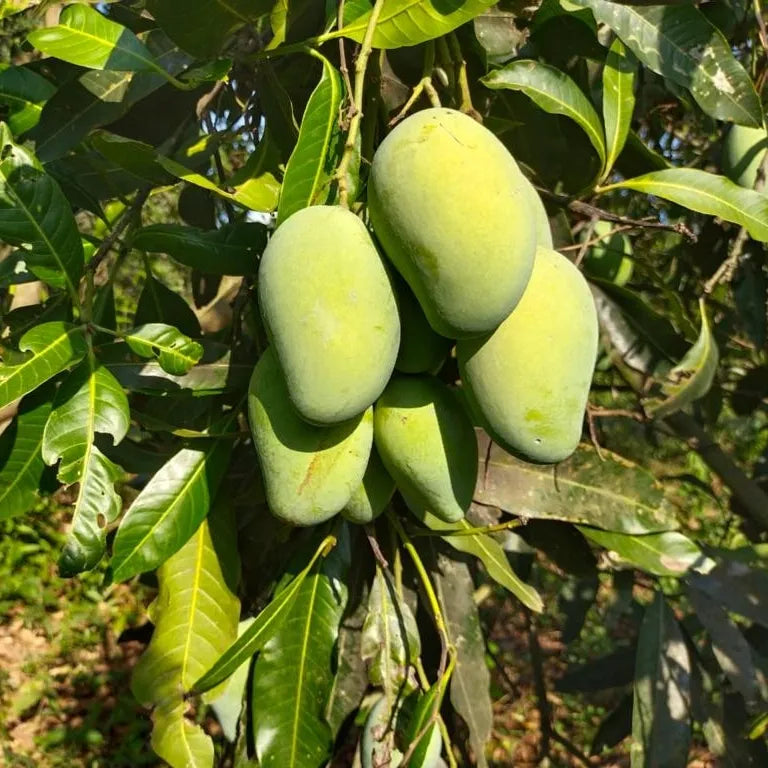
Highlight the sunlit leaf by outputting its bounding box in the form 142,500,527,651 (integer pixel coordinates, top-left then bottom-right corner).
0,66,56,136
601,37,636,181
123,323,204,376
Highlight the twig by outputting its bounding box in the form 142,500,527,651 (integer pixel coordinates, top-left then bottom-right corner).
755,0,768,54
364,524,389,568
410,518,524,537
587,405,646,422
204,112,236,222
447,32,480,121
525,609,552,761
559,223,637,253
337,0,354,118
389,42,441,126
586,406,605,461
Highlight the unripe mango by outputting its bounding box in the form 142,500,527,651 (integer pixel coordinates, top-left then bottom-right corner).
258,205,400,424
457,247,598,464
723,124,767,189
522,175,553,249
582,221,633,286
374,375,477,523
248,347,372,526
368,108,536,337
341,448,395,525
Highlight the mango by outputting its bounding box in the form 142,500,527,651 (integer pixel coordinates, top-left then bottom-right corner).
341,448,395,525
258,205,400,424
394,275,452,374
723,123,768,189
248,347,372,526
522,175,553,249
457,247,598,464
374,375,477,523
582,221,633,286
368,107,536,337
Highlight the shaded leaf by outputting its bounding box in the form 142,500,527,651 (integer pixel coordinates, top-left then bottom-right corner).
556,646,636,692
91,130,173,185
602,37,636,181
560,574,599,644
0,65,56,135
123,323,204,376
591,693,633,755
135,273,201,338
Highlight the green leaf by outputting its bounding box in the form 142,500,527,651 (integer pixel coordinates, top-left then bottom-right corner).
123,324,204,376
91,130,174,185
0,388,52,522
421,511,543,612
149,703,213,768
135,273,201,338
474,432,678,534
578,528,712,577
604,168,768,242
0,125,84,298
601,37,635,182
277,52,342,225
250,533,350,768
28,3,165,75
645,299,719,419
111,419,235,581
132,223,265,275
632,593,692,768
0,323,88,410
337,0,496,49
482,59,606,175
0,66,56,135
42,356,130,575
570,0,762,128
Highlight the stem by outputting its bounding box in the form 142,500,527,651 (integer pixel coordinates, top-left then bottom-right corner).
447,32,477,119
410,518,524,537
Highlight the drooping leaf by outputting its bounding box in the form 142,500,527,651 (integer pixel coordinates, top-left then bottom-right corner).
42,356,130,575
474,432,678,534
591,694,633,755
482,59,606,174
0,66,56,136
570,0,762,128
91,130,174,185
0,387,52,521
134,273,201,338
0,323,88,410
631,592,692,768
123,324,204,376
601,37,635,181
277,52,342,225
603,168,768,242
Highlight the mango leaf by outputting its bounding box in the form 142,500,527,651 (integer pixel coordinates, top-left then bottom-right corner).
578,528,712,577
632,593,692,768
111,414,236,581
601,37,636,182
591,694,633,755
482,59,606,174
337,0,496,49
149,703,213,768
0,66,56,136
421,511,543,612
42,356,130,576
250,531,350,768
0,323,88,410
645,299,718,419
433,551,492,768
277,53,342,225
474,432,678,534
0,125,83,298
123,324,203,376
91,131,174,185
135,273,201,339
570,0,762,128
132,223,265,275
0,388,52,521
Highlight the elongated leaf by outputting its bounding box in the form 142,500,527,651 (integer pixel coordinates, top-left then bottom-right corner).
135,273,201,339
149,703,213,768
42,356,130,575
337,0,496,49
421,511,543,612
475,432,677,534
132,223,265,275
278,53,342,224
570,0,762,128
91,130,173,185
29,4,164,74
602,37,635,181
482,59,606,173
605,168,768,242
632,593,692,768
0,66,56,136
123,324,203,376
111,420,235,581
0,388,52,521
433,552,492,768
591,694,633,755
0,125,83,297
0,323,87,410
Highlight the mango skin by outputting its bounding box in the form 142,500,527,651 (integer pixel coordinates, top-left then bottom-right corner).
582,220,633,286
374,375,477,523
723,124,768,189
457,247,598,464
248,347,372,526
368,108,537,338
341,448,395,525
258,205,400,424
522,175,553,249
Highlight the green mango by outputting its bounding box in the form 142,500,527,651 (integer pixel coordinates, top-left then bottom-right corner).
457,247,598,464
582,220,633,286
341,448,395,525
374,375,477,523
521,174,553,249
723,123,768,189
247,347,372,526
258,205,400,424
368,107,537,338
394,274,452,374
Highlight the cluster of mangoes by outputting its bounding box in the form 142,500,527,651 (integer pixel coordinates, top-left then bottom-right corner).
248,108,599,527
